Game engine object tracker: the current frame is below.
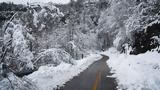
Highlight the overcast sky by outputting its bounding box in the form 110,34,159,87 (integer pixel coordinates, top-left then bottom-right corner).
0,0,71,4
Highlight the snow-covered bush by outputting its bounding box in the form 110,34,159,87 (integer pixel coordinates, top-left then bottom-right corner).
34,48,73,67
3,19,34,72
0,73,38,90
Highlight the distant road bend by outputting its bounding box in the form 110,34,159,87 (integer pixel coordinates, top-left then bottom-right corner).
58,55,117,90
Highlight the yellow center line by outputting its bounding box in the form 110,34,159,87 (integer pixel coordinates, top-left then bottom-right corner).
92,71,101,90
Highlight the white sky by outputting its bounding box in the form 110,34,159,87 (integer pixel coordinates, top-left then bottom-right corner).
0,0,71,4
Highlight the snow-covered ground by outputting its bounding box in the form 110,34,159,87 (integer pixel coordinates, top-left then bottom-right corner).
0,73,38,90
103,48,160,90
27,54,102,90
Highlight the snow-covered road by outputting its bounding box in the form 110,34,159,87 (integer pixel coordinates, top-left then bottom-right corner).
58,55,117,90
27,54,103,90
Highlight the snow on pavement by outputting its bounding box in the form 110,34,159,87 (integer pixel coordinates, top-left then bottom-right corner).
103,48,160,90
27,54,102,90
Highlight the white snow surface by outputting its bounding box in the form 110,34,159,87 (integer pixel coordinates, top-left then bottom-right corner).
27,54,102,90
103,48,160,90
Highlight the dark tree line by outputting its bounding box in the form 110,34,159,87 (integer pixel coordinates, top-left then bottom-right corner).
0,2,27,11
0,2,27,22
131,23,160,54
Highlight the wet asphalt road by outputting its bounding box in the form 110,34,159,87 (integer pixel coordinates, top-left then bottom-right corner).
58,55,117,90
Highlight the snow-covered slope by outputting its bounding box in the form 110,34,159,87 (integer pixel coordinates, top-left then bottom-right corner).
27,54,102,90
2,0,104,74
0,73,38,90
98,0,160,53
1,0,160,90
103,48,160,90
3,2,66,72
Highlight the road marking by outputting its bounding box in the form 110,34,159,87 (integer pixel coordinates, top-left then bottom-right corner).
92,71,101,90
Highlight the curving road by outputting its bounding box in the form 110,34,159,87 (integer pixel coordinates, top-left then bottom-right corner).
58,55,117,90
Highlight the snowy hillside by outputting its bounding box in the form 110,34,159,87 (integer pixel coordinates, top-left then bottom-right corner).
98,0,160,53
0,0,160,90
27,54,102,90
2,2,66,72
0,1,106,89
103,48,160,90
